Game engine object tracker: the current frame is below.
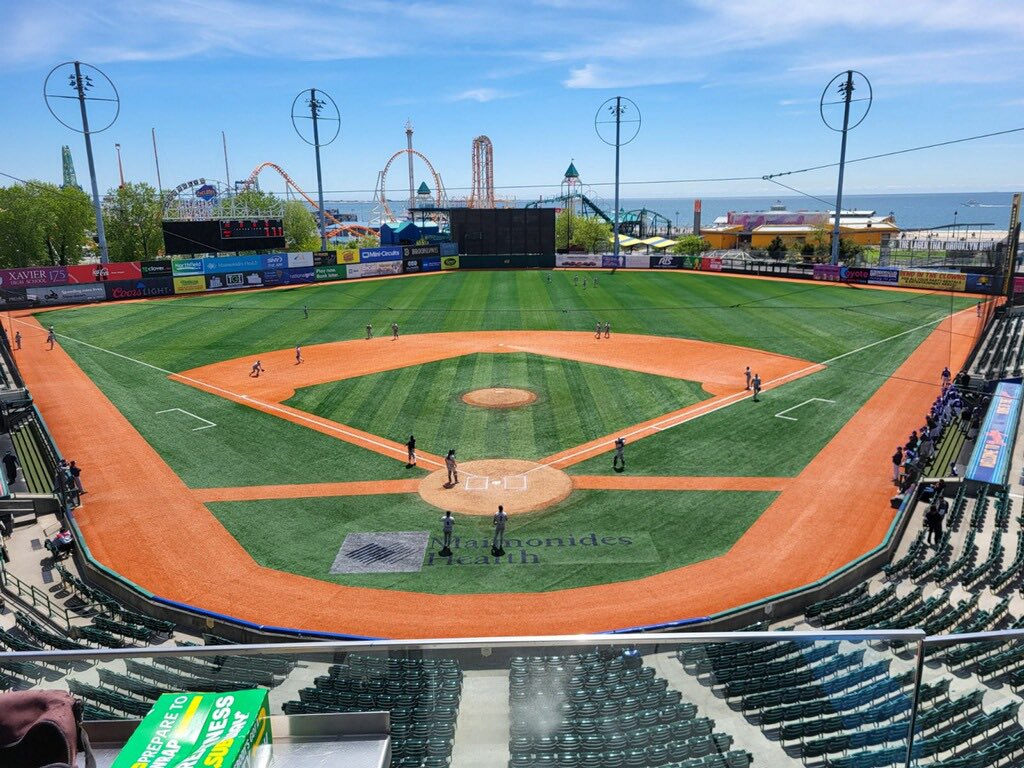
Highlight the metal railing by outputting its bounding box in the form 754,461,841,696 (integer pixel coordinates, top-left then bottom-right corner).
4,630,1011,768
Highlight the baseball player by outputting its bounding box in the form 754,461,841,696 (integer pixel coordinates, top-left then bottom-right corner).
595,322,602,339
752,373,762,402
14,331,21,350
46,326,56,350
492,504,508,555
440,511,455,554
303,304,309,319
295,346,303,365
603,321,610,339
613,437,626,471
250,360,265,378
392,322,400,340
593,275,598,287
445,450,459,485
365,323,373,340
745,366,752,390
406,435,417,466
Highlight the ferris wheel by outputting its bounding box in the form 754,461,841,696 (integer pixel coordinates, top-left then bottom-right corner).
373,148,447,223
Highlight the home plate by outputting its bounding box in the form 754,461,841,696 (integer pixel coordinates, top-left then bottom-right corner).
419,459,572,515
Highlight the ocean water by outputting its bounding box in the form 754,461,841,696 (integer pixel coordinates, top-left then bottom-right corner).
320,191,1018,233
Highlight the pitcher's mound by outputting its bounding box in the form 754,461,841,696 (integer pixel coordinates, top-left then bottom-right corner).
419,459,572,515
462,388,537,409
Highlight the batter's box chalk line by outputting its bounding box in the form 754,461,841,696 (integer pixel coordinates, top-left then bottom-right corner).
504,475,528,491
464,476,490,491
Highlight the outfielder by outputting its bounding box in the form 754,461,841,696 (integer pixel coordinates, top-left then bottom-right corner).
613,437,626,471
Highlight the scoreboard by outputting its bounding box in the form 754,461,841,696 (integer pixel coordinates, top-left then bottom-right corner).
162,219,286,256
220,219,284,241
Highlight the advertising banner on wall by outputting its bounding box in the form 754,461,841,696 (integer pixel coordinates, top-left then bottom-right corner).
555,254,601,267
288,267,316,283
171,258,204,277
287,252,314,268
440,242,459,257
650,255,683,269
27,283,105,305
601,255,620,269
0,266,68,288
813,264,842,281
360,246,405,263
104,278,176,301
314,265,346,281
701,257,723,271
403,259,421,274
898,270,967,292
338,249,360,264
313,250,338,267
623,254,650,269
441,255,460,271
1013,276,1024,294
347,261,402,278
67,262,143,283
868,268,899,287
843,267,871,284
262,253,288,270
141,260,173,278
966,382,1022,486
966,273,997,293
422,257,441,272
173,276,207,294
203,255,264,274
0,288,29,308
405,244,441,259
205,271,263,290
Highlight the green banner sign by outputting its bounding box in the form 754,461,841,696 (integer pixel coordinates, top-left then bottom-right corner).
111,689,271,768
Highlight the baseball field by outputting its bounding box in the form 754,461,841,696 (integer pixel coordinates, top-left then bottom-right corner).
13,269,982,637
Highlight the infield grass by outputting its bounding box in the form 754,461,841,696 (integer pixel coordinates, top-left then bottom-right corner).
286,352,710,460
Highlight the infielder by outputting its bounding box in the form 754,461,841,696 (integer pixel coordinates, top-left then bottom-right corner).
392,322,400,340
603,321,610,339
46,326,56,350
406,435,417,466
365,323,373,339
295,346,303,365
613,437,626,471
595,322,602,339
752,373,762,402
745,366,752,390
250,360,265,378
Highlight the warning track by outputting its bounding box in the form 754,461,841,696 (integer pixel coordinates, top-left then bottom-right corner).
9,313,977,637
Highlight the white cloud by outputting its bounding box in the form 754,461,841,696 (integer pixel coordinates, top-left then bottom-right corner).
563,62,702,89
448,87,514,103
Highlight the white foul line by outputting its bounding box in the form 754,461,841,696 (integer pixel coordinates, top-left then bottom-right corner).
534,315,950,470
774,398,836,422
156,408,217,431
26,324,446,470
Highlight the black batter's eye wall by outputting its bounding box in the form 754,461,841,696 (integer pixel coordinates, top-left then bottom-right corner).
449,208,555,265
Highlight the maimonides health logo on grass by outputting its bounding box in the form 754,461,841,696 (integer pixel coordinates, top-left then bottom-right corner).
425,531,659,567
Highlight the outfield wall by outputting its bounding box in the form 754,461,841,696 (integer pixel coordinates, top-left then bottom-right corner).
0,246,999,312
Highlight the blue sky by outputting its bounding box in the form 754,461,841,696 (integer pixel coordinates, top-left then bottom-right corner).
2,0,1023,201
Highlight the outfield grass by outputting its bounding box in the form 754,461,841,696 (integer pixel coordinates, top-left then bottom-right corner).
36,270,970,540
286,352,710,460
207,489,775,594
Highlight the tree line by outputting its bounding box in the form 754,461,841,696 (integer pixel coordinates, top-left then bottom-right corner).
0,183,335,268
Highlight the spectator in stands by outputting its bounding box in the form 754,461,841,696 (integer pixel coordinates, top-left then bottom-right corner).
45,526,74,560
2,452,16,486
892,446,903,485
941,367,951,391
69,461,84,495
925,503,943,546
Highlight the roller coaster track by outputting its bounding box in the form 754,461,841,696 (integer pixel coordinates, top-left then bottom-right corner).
525,192,612,223
241,162,376,238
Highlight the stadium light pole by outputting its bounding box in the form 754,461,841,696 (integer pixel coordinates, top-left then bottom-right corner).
291,88,340,252
595,97,641,271
820,70,871,266
44,61,120,265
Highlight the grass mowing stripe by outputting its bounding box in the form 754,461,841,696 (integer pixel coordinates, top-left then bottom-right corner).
208,489,774,594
